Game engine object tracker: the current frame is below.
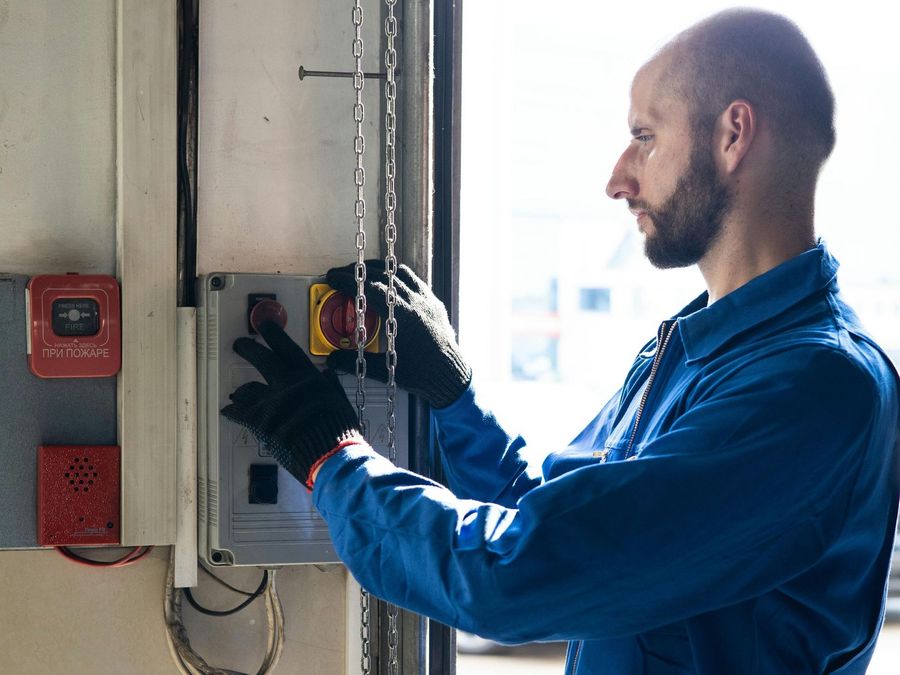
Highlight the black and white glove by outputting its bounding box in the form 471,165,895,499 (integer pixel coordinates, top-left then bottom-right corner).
325,260,472,409
221,321,361,490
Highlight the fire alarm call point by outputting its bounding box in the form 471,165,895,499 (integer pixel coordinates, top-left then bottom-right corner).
26,274,121,378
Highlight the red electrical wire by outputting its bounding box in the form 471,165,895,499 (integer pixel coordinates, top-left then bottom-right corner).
57,545,153,567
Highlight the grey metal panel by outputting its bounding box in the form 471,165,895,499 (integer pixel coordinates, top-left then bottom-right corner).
0,274,116,549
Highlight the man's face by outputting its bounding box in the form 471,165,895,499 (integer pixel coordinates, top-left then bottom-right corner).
606,58,732,268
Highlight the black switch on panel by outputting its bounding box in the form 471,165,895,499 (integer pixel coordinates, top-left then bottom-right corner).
247,293,277,334
249,464,278,504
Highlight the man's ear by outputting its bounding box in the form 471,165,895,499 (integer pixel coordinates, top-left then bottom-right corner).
716,99,756,175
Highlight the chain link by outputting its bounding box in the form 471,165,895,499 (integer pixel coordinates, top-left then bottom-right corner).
384,1,401,673
360,587,371,675
352,3,371,675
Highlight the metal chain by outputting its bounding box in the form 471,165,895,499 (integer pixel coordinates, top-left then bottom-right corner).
384,4,399,462
352,0,368,440
351,4,371,675
383,1,401,673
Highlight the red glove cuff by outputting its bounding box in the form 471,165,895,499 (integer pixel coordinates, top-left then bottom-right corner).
305,433,366,491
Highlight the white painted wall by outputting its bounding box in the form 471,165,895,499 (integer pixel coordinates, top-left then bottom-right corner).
0,0,116,275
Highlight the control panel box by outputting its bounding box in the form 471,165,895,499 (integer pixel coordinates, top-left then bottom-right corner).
26,274,121,378
197,273,409,566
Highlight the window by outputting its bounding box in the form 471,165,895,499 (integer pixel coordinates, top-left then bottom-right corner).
579,288,611,313
511,334,558,381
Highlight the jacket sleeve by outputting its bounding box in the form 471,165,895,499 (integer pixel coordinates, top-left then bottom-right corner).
313,347,887,643
430,379,624,506
429,380,541,506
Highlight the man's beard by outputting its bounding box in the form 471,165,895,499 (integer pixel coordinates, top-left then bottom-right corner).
629,140,732,269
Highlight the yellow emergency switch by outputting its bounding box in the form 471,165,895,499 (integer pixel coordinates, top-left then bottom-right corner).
309,284,381,356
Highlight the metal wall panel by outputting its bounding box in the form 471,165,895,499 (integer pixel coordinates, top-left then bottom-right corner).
197,0,385,276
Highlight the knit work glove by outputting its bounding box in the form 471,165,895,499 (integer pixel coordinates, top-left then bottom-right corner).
221,321,362,490
325,260,472,409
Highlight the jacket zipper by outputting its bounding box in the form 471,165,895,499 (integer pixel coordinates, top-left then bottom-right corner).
568,322,677,674
569,640,582,675
624,320,678,459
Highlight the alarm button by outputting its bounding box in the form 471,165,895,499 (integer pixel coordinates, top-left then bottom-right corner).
51,298,100,336
27,274,121,378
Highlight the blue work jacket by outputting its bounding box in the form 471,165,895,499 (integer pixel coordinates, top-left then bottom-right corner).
313,242,900,674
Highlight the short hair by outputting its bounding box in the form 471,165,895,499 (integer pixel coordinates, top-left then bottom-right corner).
663,9,836,173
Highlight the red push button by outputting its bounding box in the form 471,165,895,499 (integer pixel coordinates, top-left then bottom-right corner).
249,299,288,334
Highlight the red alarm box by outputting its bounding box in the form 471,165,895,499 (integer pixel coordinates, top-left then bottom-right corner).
26,274,121,378
37,445,120,547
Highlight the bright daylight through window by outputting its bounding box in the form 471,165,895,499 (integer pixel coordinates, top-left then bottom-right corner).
458,1,900,672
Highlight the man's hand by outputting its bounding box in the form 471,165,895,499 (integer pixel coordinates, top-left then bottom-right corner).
221,321,361,490
326,260,472,409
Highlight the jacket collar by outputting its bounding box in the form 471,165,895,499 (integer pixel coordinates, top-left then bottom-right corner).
675,241,839,364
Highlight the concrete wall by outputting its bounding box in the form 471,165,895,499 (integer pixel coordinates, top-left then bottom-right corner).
0,548,347,674
0,0,116,275
0,0,388,671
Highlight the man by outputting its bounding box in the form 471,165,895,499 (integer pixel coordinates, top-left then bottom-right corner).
223,9,900,674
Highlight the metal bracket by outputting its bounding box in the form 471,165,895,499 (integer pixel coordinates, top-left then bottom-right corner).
298,65,389,81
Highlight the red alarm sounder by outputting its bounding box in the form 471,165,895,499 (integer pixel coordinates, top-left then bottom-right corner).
37,445,121,547
26,274,121,378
